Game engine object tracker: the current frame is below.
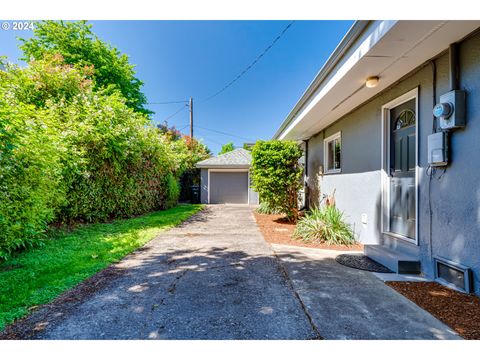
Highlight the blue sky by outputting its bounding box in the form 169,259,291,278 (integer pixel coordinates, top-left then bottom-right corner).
0,20,353,153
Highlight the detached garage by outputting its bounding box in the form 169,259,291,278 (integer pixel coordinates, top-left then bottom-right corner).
196,148,259,205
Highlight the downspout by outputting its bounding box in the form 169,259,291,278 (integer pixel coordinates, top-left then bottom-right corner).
428,60,436,259
449,43,459,91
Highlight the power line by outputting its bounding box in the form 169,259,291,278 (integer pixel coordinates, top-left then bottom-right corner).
195,125,255,142
194,131,227,146
162,104,189,122
147,100,189,105
202,21,295,103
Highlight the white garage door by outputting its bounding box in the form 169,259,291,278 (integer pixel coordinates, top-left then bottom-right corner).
209,172,248,204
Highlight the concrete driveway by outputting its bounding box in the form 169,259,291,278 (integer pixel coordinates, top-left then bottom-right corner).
7,205,318,340
3,205,459,340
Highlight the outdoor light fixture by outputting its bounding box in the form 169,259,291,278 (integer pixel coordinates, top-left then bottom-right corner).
365,76,379,88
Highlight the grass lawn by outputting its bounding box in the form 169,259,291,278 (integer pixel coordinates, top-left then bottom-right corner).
0,204,203,331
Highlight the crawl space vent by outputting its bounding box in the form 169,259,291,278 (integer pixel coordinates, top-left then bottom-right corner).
434,257,473,293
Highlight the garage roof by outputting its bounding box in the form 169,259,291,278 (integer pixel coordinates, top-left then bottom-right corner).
196,148,252,169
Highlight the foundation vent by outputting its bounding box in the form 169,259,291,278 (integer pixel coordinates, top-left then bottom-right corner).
434,256,473,293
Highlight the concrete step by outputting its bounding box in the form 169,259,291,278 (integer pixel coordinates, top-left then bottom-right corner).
381,234,420,258
365,244,421,274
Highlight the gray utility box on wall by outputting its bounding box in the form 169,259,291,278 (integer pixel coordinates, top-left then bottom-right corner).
428,131,449,167
434,90,466,130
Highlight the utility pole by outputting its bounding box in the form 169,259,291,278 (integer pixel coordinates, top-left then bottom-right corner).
189,97,193,139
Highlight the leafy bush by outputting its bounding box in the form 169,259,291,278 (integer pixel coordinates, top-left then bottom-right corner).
0,103,65,258
0,22,212,259
293,206,356,246
251,140,303,221
0,54,196,258
256,202,282,215
53,89,178,222
164,173,180,209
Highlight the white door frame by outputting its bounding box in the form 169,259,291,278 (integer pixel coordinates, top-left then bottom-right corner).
207,168,250,204
380,87,419,245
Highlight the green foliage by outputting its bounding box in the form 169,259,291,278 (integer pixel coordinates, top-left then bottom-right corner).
170,135,211,175
256,202,282,215
293,206,356,246
0,204,203,331
54,89,177,222
171,136,210,202
164,173,180,209
251,140,303,221
19,21,151,115
0,101,65,258
157,121,182,141
0,58,69,257
218,142,235,155
0,54,190,258
243,143,254,151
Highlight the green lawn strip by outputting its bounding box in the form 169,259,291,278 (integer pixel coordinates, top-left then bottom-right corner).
0,204,203,331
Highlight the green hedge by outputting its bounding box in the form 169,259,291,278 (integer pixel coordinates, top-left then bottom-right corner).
0,56,190,259
251,140,303,221
0,103,65,257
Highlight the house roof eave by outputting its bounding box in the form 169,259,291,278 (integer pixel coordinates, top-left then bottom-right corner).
272,20,371,140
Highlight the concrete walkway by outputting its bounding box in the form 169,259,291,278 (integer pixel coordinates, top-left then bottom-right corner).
19,205,318,340
272,244,460,340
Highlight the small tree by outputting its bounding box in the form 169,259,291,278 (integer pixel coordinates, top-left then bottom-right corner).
251,140,303,221
218,142,235,155
20,21,151,116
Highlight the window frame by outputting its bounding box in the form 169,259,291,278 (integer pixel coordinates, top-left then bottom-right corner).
323,131,342,174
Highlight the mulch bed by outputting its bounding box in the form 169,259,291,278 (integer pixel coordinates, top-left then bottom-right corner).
336,253,393,273
253,212,363,251
387,281,480,340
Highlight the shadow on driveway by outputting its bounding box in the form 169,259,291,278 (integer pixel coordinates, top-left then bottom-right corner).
1,206,318,340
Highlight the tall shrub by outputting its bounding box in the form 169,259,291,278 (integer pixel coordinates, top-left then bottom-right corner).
54,89,178,222
0,55,186,257
0,95,65,258
251,140,303,221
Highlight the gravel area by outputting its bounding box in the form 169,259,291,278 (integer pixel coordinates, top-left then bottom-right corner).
253,212,363,251
387,281,480,340
336,254,393,273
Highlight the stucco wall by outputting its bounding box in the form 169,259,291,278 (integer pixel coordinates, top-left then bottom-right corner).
306,29,480,294
420,32,480,293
